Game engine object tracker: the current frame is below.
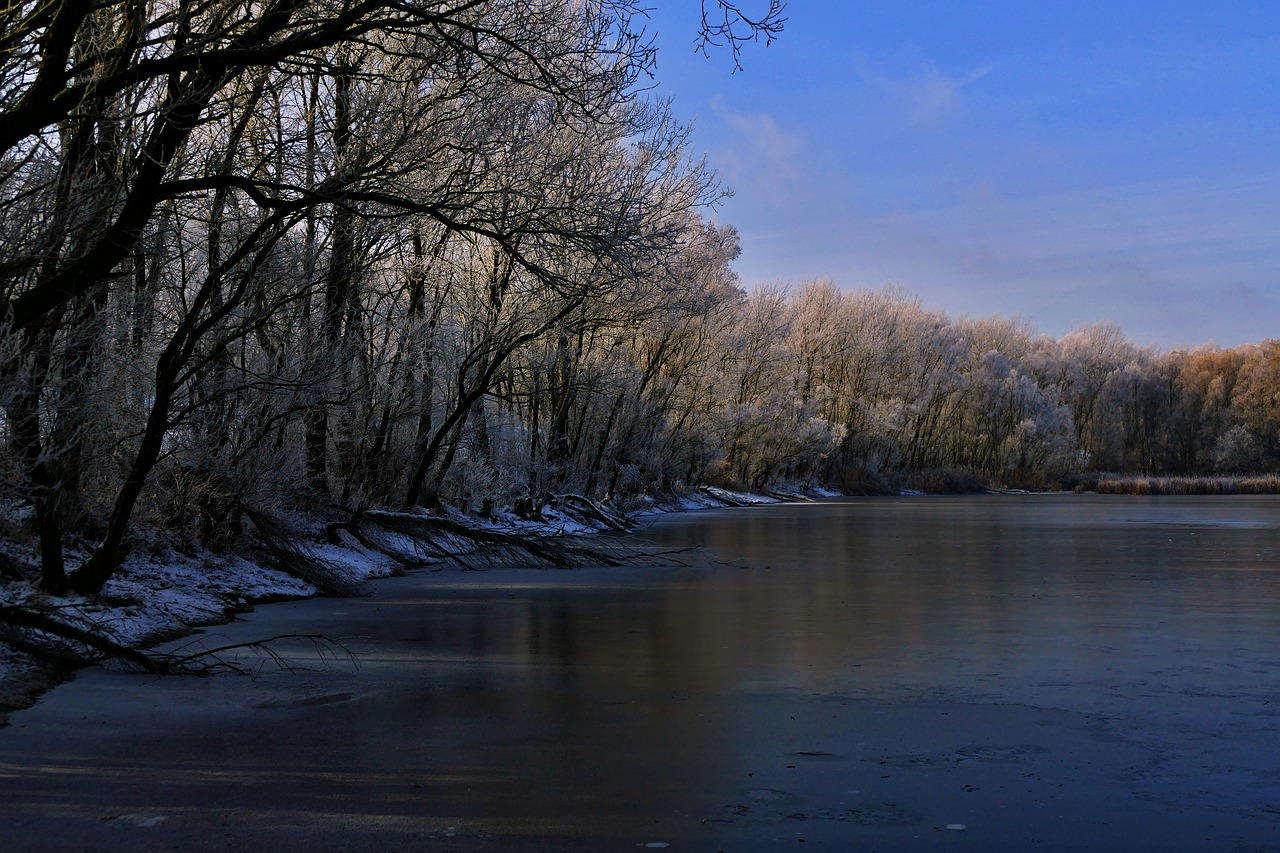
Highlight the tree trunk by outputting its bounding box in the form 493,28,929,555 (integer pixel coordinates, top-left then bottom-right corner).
7,327,66,593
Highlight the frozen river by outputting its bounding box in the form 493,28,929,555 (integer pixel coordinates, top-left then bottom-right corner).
2,495,1280,850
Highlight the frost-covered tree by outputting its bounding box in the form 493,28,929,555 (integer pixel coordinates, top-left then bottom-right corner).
0,1,783,593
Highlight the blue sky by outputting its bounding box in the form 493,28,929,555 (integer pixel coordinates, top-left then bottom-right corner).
644,2,1280,349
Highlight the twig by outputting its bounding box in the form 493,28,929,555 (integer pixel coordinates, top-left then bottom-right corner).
155,632,359,676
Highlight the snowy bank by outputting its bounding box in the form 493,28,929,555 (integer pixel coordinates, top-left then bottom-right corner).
0,488,821,722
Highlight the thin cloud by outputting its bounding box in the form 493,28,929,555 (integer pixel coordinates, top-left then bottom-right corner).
728,162,1280,348
860,61,997,129
709,96,806,205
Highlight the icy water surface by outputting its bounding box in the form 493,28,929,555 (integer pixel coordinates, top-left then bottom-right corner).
3,495,1280,851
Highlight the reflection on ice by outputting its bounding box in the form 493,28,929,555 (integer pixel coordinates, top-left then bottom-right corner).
1,494,1279,851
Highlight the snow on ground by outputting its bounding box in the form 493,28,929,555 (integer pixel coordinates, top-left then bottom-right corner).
0,538,396,721
0,487,829,721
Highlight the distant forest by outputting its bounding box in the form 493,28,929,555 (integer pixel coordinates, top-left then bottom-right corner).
0,2,1275,595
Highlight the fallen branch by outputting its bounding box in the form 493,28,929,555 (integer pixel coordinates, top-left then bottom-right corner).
1,599,358,678
243,507,365,596
550,494,635,532
762,489,812,502
0,603,160,672
697,486,750,507
325,512,418,572
153,633,358,676
362,510,626,569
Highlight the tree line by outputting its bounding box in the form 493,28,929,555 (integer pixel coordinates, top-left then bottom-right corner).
708,282,1280,494
0,2,1274,598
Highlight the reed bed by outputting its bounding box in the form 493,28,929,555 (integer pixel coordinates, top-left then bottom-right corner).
1074,474,1280,495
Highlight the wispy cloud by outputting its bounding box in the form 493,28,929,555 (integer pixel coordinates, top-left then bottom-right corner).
708,96,806,205
860,62,997,129
726,161,1280,348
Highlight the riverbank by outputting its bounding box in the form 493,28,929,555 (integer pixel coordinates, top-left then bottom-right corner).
3,494,1279,852
0,487,795,723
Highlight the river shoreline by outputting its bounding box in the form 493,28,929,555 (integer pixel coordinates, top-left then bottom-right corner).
3,494,1279,851
0,487,795,723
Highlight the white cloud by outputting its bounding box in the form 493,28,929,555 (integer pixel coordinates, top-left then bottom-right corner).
708,96,807,205
861,62,997,129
